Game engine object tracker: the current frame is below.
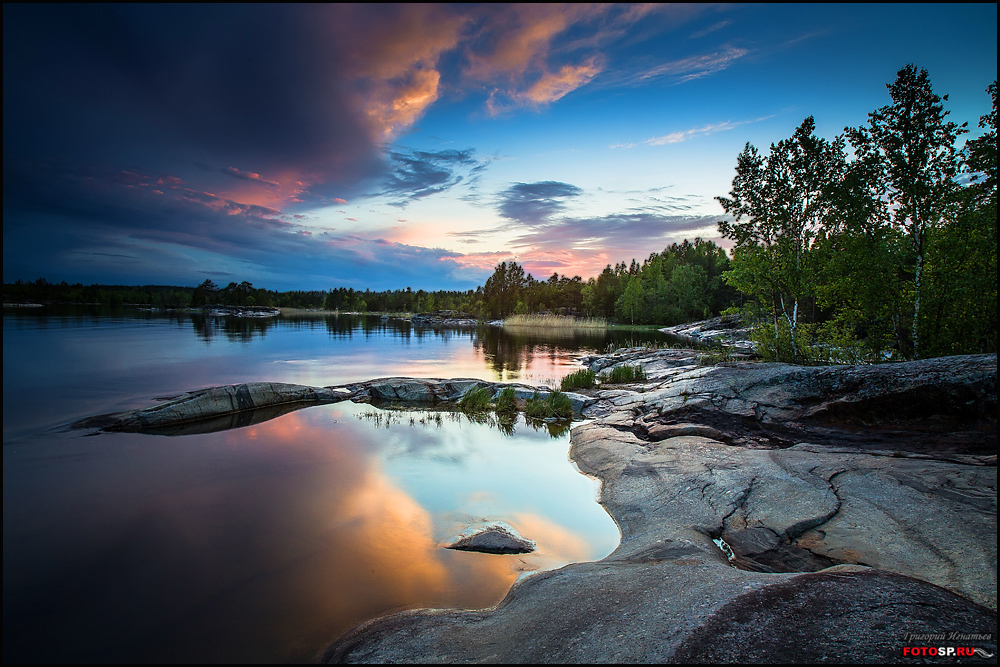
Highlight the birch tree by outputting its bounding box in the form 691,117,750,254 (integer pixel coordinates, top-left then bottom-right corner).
846,64,966,359
717,116,846,362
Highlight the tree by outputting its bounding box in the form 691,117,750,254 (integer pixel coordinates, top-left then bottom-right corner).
846,64,966,359
718,117,846,362
615,275,644,325
483,261,527,318
919,79,997,356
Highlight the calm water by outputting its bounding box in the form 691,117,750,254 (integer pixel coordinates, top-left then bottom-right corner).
3,307,669,663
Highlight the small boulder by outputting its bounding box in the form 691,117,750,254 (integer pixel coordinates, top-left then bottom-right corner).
445,525,536,554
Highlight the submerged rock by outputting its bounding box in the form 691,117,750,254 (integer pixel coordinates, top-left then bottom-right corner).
445,525,536,555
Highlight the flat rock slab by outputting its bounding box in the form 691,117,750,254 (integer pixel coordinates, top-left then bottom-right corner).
74,379,595,434
445,526,536,555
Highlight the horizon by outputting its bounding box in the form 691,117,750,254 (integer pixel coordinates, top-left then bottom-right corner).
3,4,997,292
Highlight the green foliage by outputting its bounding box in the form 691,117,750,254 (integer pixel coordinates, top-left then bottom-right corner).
718,116,846,364
598,364,647,383
846,64,967,359
524,391,573,420
458,386,492,412
494,386,518,415
560,369,597,391
750,320,816,364
714,69,995,364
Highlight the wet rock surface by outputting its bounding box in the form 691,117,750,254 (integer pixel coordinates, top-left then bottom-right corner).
323,353,997,663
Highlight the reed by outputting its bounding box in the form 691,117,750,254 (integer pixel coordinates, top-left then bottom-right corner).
503,314,607,331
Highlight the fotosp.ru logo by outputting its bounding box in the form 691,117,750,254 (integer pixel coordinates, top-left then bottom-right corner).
902,646,995,658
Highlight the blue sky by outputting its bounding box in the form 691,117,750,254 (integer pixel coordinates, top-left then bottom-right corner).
3,4,996,291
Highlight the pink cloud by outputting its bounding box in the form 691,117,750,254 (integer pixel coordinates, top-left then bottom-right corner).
224,166,280,187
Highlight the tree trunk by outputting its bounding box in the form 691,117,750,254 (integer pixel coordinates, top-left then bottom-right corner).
912,250,922,360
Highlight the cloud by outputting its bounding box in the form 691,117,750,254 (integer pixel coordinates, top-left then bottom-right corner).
379,149,487,206
496,181,584,225
487,58,603,116
1,161,483,290
461,4,601,82
631,46,750,85
326,4,470,142
506,212,723,278
611,115,775,149
690,20,732,39
222,167,280,187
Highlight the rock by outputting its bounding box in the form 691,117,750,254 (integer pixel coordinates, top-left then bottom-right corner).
643,422,727,442
74,382,350,432
73,378,594,434
445,525,536,554
660,313,756,353
365,378,486,403
410,311,480,328
322,353,998,664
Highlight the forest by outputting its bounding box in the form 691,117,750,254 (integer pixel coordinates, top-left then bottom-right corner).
5,66,995,365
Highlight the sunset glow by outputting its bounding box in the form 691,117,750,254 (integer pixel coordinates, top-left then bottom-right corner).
3,4,996,290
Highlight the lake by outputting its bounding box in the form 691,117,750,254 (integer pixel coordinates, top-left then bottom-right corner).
3,307,673,663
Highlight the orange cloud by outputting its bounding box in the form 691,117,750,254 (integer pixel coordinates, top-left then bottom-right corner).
213,411,521,644
331,4,469,141
520,59,602,105
365,68,442,141
463,4,600,81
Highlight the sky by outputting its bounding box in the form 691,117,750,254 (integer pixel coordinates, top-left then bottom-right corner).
3,4,997,292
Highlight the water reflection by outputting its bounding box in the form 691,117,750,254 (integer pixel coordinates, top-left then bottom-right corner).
357,406,571,438
2,401,618,663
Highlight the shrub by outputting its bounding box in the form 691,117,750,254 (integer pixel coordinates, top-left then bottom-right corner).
494,386,518,415
458,385,492,412
560,368,596,391
598,364,647,383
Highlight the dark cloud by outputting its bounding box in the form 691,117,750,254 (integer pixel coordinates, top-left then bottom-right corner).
379,149,486,205
1,161,483,291
2,5,381,193
496,181,584,225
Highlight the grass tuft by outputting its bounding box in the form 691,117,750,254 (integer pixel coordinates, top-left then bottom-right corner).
598,364,647,383
560,368,597,391
524,390,574,420
458,385,492,412
494,386,518,415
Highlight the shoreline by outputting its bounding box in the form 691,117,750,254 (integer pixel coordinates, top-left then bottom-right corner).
70,351,998,663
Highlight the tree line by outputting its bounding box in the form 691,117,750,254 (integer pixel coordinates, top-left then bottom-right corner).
479,238,734,324
718,65,996,363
